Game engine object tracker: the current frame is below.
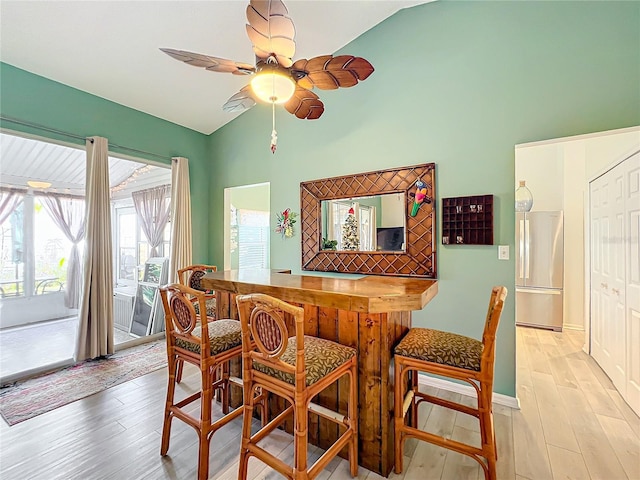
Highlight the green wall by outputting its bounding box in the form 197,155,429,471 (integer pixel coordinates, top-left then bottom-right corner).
0,63,210,262
1,1,637,398
207,0,640,397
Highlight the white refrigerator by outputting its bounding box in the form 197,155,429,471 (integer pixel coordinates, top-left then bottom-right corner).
515,211,564,331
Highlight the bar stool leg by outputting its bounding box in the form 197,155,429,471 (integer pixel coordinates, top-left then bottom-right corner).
175,359,184,383
293,391,309,480
479,381,496,480
410,369,419,428
394,359,406,474
161,353,178,456
348,367,358,477
238,379,255,480
197,367,213,480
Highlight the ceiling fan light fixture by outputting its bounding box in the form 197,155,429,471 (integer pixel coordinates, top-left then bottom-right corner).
251,71,295,104
27,180,52,189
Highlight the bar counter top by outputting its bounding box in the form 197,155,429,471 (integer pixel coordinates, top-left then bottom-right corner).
201,269,437,313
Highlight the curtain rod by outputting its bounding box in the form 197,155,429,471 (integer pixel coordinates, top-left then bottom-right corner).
0,114,171,162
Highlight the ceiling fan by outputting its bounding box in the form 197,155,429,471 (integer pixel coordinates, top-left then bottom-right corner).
161,0,374,153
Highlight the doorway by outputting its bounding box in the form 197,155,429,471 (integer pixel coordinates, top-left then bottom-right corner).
224,183,270,270
514,126,640,415
0,131,171,383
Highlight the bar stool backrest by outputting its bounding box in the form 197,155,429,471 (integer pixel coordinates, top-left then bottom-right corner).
177,264,217,293
160,283,211,356
237,293,305,387
480,286,508,374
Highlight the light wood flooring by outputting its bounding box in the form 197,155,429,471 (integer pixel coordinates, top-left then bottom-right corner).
0,327,638,479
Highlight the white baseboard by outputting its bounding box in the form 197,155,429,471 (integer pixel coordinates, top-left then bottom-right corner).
418,373,521,410
562,324,585,332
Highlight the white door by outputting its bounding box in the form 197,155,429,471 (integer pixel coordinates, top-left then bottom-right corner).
590,173,615,378
590,151,640,416
624,153,640,414
609,161,628,392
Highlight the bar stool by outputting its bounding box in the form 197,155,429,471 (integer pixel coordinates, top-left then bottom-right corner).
175,264,218,383
236,293,359,480
178,264,218,319
393,286,507,480
159,283,244,480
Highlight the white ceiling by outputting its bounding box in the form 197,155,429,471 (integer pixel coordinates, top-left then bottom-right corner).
0,132,171,197
0,0,430,135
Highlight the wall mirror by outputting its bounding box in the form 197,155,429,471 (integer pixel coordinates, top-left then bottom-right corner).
320,192,406,252
300,163,436,278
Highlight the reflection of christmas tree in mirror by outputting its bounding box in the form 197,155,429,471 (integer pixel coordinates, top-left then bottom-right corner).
341,207,360,251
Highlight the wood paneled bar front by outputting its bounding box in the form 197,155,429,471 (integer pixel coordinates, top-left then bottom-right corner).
201,269,438,477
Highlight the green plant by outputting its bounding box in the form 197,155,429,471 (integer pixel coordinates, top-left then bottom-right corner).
322,237,338,250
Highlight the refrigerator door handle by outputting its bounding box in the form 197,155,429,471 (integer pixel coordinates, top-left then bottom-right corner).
524,219,530,279
516,288,562,295
519,219,525,280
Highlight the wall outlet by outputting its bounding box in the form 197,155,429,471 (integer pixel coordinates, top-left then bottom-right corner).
498,245,509,260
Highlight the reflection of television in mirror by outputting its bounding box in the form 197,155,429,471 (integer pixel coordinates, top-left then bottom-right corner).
129,257,169,337
376,227,405,251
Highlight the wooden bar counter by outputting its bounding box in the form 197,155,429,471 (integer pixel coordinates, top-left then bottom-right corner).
202,269,438,477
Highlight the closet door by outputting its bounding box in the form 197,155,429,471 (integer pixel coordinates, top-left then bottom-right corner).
590,172,615,379
591,151,640,416
624,152,640,414
609,161,627,393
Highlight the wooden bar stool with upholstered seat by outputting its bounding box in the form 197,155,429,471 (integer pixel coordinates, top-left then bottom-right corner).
159,283,246,480
393,286,508,480
236,293,359,480
175,264,218,383
178,264,218,319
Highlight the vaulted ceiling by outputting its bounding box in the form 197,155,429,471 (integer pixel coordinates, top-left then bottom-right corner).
0,1,430,135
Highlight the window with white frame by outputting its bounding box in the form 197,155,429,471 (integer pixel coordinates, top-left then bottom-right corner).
0,192,79,299
114,202,170,287
237,208,270,269
327,201,376,251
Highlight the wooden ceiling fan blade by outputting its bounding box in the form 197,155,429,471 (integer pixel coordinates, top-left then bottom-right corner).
284,87,324,120
246,0,296,62
222,86,257,113
291,55,374,90
246,25,295,61
246,7,295,40
247,0,290,23
160,48,255,75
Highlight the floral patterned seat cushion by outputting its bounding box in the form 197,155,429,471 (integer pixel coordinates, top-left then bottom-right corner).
193,298,217,319
254,336,356,386
395,328,483,372
175,319,241,356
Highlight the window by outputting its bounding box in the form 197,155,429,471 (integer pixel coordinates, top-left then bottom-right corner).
237,209,269,269
224,183,270,271
327,201,376,251
114,202,171,287
33,197,72,295
0,201,24,297
0,193,78,298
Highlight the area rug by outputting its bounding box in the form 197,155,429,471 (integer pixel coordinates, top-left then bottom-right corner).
0,340,167,426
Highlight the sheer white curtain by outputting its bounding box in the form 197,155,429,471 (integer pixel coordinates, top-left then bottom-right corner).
76,137,114,361
0,190,23,225
41,194,85,308
168,157,192,284
132,184,170,257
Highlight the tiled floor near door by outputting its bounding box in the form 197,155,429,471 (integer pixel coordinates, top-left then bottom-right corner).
0,317,76,383
0,318,139,384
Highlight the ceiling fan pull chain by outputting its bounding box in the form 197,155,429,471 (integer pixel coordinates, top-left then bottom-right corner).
270,102,278,154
